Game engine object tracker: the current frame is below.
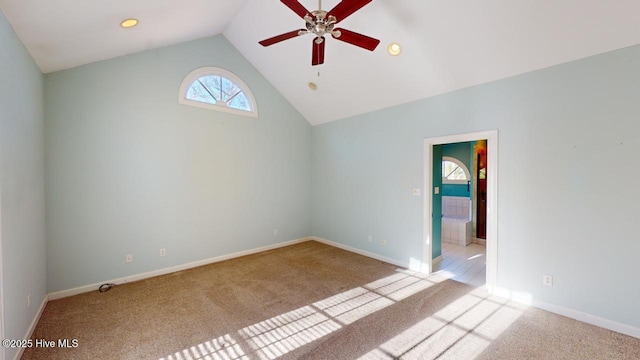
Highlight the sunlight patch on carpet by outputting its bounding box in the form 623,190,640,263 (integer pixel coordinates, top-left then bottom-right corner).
161,270,445,360
359,288,528,359
238,305,342,360
160,334,247,360
315,287,394,325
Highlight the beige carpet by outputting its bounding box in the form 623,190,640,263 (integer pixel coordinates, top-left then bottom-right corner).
22,241,640,359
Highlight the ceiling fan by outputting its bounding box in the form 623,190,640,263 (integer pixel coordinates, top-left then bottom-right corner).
259,0,380,66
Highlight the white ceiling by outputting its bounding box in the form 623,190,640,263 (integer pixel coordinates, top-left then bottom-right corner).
2,0,640,125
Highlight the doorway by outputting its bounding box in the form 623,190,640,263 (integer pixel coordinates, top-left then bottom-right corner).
434,141,486,286
423,130,498,291
475,140,488,240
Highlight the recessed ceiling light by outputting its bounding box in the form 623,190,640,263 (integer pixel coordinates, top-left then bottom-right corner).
120,18,139,29
308,82,318,90
387,43,402,56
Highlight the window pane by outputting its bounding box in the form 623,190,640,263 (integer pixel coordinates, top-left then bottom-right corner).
221,77,241,102
443,160,467,180
199,75,221,101
448,167,466,180
186,81,217,104
228,92,251,111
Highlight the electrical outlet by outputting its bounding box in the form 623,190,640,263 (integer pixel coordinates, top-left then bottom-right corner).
126,254,133,263
543,274,553,287
381,239,387,246
368,235,372,242
27,294,31,308
160,248,166,257
273,229,279,236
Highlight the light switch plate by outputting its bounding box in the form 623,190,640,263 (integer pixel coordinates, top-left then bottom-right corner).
434,187,440,194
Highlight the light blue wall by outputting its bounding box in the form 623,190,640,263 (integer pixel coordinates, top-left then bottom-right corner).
4,5,640,342
312,44,640,329
45,35,312,292
0,11,47,360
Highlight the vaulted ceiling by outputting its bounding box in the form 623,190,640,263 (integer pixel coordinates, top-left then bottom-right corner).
2,0,639,125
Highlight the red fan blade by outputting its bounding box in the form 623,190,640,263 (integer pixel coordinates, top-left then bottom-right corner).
328,0,372,23
312,37,325,66
281,0,310,19
259,29,305,47
332,28,380,51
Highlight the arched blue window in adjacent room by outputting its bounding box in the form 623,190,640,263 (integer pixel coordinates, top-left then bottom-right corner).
442,156,470,184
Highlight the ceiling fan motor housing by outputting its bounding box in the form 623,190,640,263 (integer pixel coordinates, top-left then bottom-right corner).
304,10,339,39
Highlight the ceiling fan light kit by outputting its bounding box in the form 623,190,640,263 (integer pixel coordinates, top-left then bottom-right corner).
259,0,380,66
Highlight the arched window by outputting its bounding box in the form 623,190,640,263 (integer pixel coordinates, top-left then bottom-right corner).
442,156,470,184
179,67,258,118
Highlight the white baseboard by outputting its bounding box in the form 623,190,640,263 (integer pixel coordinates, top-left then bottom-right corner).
309,237,640,339
531,299,640,339
48,237,310,300
14,295,48,360
49,236,409,301
433,255,442,266
42,236,640,344
492,287,640,339
309,236,410,269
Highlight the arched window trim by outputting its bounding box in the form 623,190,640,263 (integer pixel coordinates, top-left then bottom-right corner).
178,66,259,118
442,156,470,184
